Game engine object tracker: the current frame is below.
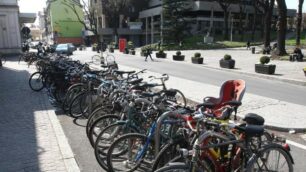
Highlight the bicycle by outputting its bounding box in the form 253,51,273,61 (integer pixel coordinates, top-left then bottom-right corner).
0,54,6,66
155,119,293,172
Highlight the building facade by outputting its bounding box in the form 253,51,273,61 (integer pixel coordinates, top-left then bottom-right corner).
45,0,84,45
0,0,22,53
92,0,296,46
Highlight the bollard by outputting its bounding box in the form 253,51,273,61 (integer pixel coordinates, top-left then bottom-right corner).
251,47,255,54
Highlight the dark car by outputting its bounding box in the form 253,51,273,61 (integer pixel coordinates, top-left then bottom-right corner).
55,43,75,55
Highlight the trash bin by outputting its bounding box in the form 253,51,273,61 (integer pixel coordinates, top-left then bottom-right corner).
251,47,255,54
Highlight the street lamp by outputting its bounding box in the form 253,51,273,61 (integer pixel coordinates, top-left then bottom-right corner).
230,14,233,42
160,0,164,46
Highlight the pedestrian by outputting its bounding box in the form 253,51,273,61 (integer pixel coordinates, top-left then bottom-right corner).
246,41,250,50
145,47,153,61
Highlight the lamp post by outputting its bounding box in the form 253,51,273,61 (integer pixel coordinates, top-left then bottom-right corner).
230,14,233,42
160,0,164,47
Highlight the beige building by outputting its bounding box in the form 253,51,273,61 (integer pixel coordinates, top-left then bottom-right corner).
0,0,35,54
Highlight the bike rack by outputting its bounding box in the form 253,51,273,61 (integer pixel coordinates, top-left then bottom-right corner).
154,111,185,157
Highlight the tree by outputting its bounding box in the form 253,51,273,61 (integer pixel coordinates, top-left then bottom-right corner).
163,0,192,43
257,0,275,48
296,0,304,46
101,0,148,41
61,0,99,40
275,0,287,55
215,0,233,40
238,0,246,41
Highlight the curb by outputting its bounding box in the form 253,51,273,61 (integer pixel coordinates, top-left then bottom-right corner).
199,65,306,87
114,51,306,87
43,94,81,172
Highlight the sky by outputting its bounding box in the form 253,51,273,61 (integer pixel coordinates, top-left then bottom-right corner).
18,0,305,23
18,0,305,13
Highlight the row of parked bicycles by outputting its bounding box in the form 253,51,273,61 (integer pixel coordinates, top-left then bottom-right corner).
24,53,294,172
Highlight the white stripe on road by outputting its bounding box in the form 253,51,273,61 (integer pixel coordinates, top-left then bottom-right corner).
286,140,306,150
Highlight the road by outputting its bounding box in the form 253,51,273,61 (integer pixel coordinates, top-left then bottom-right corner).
57,51,306,172
74,52,306,106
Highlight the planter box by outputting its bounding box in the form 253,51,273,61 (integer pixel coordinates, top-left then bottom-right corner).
173,55,185,61
141,52,148,56
191,57,203,64
219,59,235,69
92,47,97,51
109,48,114,53
255,64,276,75
130,51,136,55
156,53,167,58
124,49,129,54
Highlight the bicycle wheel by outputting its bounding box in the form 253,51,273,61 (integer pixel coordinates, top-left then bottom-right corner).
88,114,121,147
62,83,85,112
247,143,293,172
29,72,45,91
86,106,108,137
69,91,90,118
107,133,154,172
92,55,101,64
163,89,187,107
154,163,189,172
95,123,137,171
1,56,6,65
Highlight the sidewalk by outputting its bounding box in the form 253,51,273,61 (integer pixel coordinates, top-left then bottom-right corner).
117,64,306,132
0,59,79,172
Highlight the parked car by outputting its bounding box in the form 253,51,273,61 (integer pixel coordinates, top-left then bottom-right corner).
55,43,75,55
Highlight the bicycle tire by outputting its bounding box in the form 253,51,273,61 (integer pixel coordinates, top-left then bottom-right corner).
86,106,107,137
88,114,121,147
69,91,89,118
62,83,85,112
154,163,189,172
92,55,101,64
106,133,153,172
1,56,6,65
151,139,188,171
29,72,45,91
247,143,294,172
94,123,137,171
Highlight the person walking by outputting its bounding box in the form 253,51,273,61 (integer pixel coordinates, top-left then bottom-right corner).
145,47,154,61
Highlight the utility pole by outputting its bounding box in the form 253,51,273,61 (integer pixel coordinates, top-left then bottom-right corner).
160,0,163,46
230,14,233,42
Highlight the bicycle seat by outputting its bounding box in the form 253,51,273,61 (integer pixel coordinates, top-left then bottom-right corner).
243,113,265,125
244,125,264,137
128,78,143,85
141,92,160,98
114,70,136,75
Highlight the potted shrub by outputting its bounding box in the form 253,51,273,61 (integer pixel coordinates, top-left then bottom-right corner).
303,67,306,76
130,48,136,55
141,47,148,56
255,56,276,75
156,49,167,58
124,47,129,54
191,52,203,64
173,51,185,61
219,54,235,69
92,43,97,51
109,45,114,53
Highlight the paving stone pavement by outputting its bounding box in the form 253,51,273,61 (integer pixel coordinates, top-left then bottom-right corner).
0,59,79,172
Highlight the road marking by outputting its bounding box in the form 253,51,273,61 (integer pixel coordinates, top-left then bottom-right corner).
286,140,306,150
